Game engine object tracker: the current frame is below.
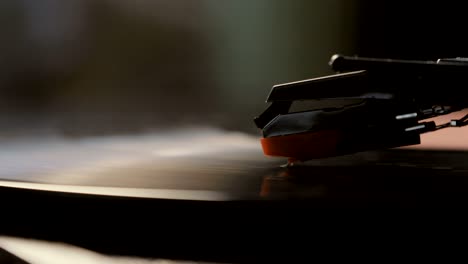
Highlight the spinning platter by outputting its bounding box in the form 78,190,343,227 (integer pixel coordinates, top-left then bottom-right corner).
1,124,467,201
1,126,468,263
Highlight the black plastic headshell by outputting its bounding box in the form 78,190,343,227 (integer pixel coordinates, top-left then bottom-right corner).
254,54,468,160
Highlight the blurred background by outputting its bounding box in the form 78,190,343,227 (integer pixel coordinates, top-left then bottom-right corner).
0,0,467,138
1,2,468,262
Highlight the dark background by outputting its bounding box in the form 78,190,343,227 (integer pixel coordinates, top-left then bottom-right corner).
356,1,468,60
0,1,466,137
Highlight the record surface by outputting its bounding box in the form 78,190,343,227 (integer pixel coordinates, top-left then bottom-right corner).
2,125,468,263
0,121,468,202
